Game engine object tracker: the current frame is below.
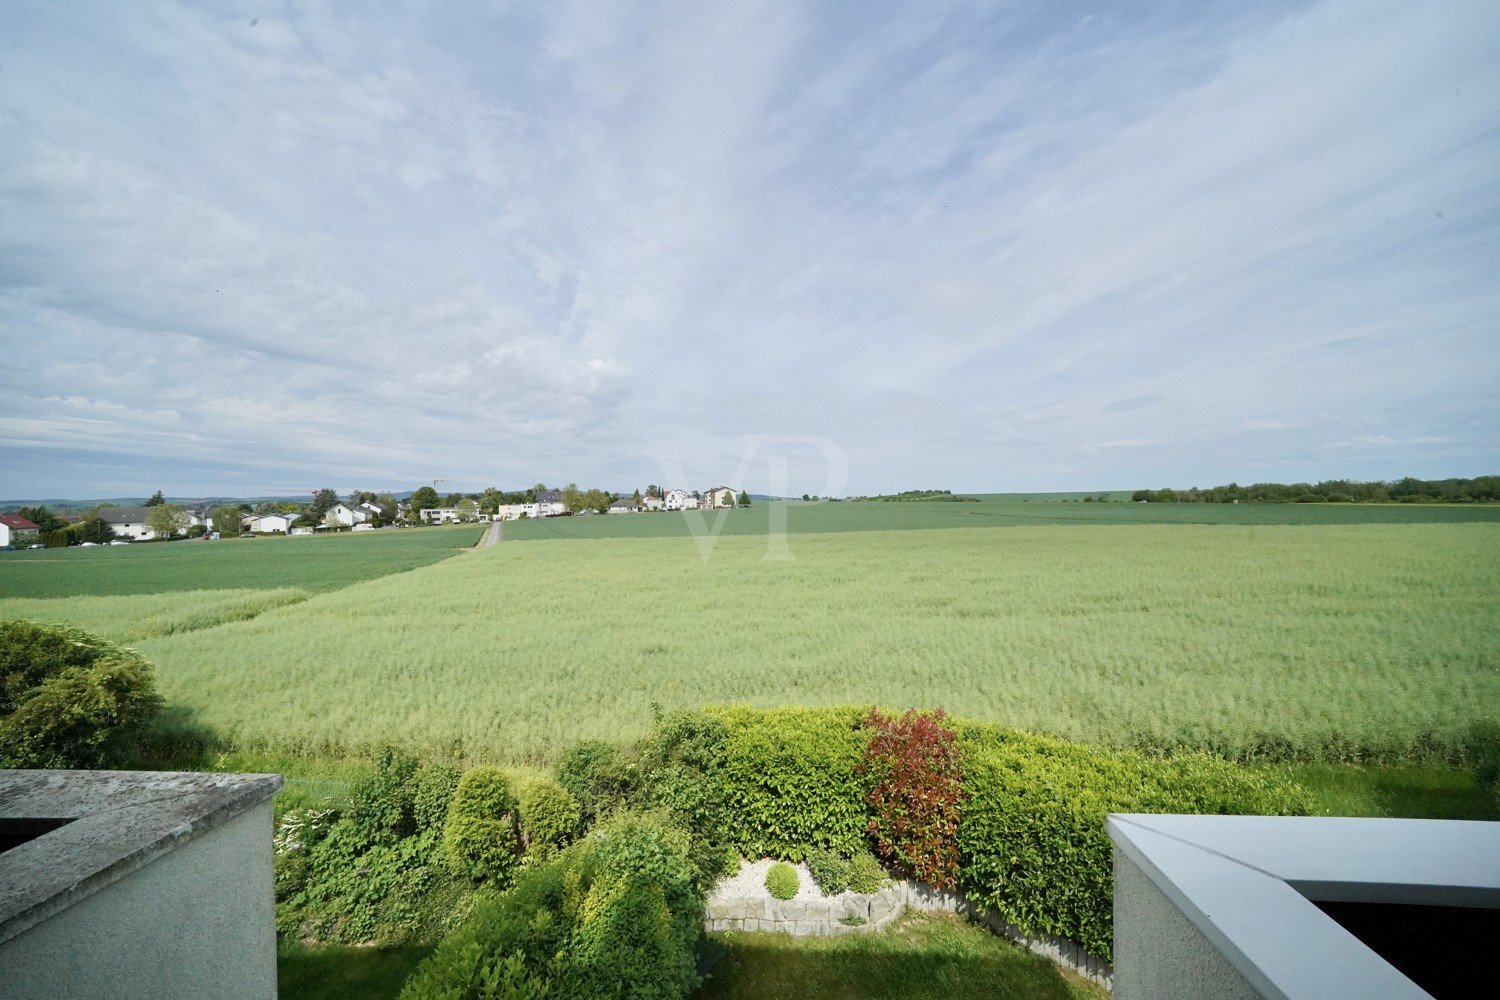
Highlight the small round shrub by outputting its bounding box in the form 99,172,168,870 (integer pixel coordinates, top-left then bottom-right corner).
518,777,580,859
443,767,520,881
846,852,885,894
805,847,850,895
765,861,799,900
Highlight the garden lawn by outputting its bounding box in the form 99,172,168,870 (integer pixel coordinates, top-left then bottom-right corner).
700,911,1105,1000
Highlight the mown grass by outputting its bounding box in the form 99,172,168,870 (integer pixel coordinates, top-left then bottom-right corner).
700,911,1105,1000
1273,762,1498,821
111,522,1498,765
0,525,482,598
500,498,1500,542
278,941,434,1000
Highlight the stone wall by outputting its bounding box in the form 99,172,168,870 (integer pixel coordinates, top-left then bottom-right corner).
703,879,1113,990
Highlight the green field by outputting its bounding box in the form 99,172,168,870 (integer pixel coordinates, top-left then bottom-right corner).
4,506,1495,767
501,498,1500,543
0,525,482,598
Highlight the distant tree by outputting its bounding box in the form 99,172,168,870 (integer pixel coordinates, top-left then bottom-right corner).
562,483,583,512
692,490,701,500
801,494,810,501
310,489,339,520
456,498,480,522
145,504,189,540
144,490,166,507
479,488,504,515
77,516,115,544
18,506,62,534
322,508,343,529
445,492,463,507
409,486,441,515
738,490,750,507
583,488,611,514
632,489,642,504
210,505,242,536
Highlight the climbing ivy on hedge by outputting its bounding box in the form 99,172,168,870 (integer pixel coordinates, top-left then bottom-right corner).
706,704,874,860
955,725,1310,960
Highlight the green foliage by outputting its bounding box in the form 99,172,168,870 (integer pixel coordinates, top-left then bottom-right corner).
805,848,850,895
399,811,703,1000
955,725,1309,961
634,707,736,893
860,707,966,888
282,752,465,945
1467,720,1500,811
444,768,521,883
518,777,579,860
0,620,163,767
556,739,639,831
845,852,886,894
708,705,873,860
765,861,800,900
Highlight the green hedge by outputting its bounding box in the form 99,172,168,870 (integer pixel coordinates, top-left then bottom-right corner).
444,767,521,882
955,725,1310,960
399,811,702,1000
705,704,873,860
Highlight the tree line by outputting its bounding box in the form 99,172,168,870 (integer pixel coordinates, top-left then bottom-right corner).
1131,476,1500,504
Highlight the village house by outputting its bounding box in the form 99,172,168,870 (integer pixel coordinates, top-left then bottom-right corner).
0,514,40,547
704,486,738,508
607,497,638,514
97,506,159,541
326,502,372,527
240,512,296,534
533,489,567,517
663,488,699,510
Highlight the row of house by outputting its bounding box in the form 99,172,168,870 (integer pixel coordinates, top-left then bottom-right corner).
607,486,738,514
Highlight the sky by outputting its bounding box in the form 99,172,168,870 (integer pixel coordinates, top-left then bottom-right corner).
2,0,1497,500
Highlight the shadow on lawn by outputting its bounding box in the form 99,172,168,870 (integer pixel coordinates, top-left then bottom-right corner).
278,942,434,1000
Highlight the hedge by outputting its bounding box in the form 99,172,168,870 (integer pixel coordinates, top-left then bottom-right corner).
705,704,873,860
443,767,521,882
955,724,1310,960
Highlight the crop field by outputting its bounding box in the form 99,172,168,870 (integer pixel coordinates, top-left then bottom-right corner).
4,517,1471,766
0,525,482,598
500,498,1500,543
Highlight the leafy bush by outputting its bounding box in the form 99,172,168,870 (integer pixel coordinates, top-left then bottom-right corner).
765,861,800,900
805,848,850,895
282,752,464,944
1467,720,1500,810
399,810,703,1000
859,707,966,888
518,777,580,860
556,738,639,832
634,708,736,892
706,704,873,860
0,620,163,767
956,725,1309,960
846,852,886,894
443,767,520,882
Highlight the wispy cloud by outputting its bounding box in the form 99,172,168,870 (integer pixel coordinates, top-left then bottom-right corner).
1,0,1496,498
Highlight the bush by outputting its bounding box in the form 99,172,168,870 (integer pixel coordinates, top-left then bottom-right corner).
805,848,850,895
0,620,163,767
634,708,736,893
518,777,580,860
1467,720,1500,811
859,707,966,888
846,852,886,894
956,725,1309,961
400,810,703,1000
284,752,464,944
706,704,873,860
557,738,638,832
443,767,520,882
765,861,800,900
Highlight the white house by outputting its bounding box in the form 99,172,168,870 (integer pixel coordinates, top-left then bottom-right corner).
642,495,663,511
493,503,538,521
420,508,460,524
326,503,372,527
98,506,159,541
0,514,40,547
241,512,295,534
533,490,567,517
607,497,638,514
663,489,691,510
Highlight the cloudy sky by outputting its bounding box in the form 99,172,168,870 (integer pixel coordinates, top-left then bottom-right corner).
2,0,1496,500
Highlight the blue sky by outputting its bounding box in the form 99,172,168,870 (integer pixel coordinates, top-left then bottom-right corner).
2,0,1496,499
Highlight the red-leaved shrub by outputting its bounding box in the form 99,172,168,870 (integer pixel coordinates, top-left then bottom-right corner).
858,707,966,889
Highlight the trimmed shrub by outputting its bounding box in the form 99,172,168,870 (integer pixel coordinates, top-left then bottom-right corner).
859,707,966,888
706,704,873,860
805,848,850,895
443,767,520,882
846,852,885,894
399,810,703,1000
518,777,580,860
0,620,163,767
765,861,799,900
956,725,1309,960
634,708,736,893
